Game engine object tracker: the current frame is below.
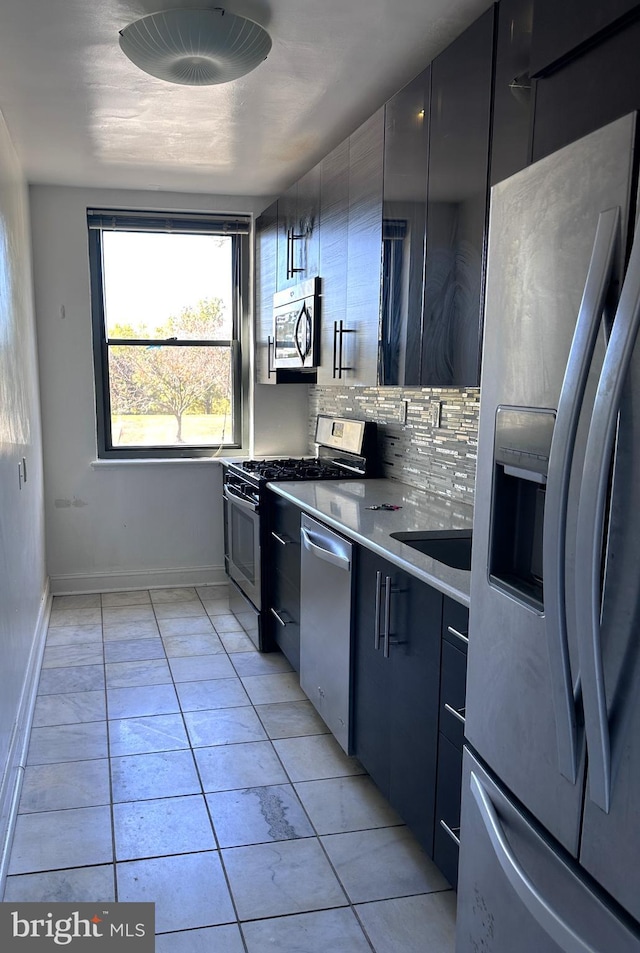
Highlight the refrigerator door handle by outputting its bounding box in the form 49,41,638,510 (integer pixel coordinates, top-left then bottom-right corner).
575,222,640,814
471,771,600,953
543,206,621,785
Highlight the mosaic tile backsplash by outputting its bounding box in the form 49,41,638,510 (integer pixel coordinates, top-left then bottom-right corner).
309,385,480,506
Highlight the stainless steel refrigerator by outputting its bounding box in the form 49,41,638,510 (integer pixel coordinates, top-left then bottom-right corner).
457,112,640,952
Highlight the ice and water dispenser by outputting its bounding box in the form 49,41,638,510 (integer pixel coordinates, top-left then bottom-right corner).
489,407,556,611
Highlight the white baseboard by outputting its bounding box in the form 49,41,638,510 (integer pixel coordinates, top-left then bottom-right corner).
0,579,51,895
49,564,227,595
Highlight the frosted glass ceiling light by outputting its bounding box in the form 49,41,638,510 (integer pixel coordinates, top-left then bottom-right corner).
119,8,272,86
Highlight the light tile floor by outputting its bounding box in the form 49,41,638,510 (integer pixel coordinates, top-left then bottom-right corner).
2,585,456,951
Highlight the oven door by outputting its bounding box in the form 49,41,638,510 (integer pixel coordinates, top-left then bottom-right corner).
223,481,261,609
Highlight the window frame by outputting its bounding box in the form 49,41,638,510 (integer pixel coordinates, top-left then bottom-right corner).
87,209,250,460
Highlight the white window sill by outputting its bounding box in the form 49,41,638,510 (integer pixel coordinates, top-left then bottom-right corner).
90,457,227,468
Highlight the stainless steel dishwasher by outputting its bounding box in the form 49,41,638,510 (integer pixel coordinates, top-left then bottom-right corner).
300,513,353,753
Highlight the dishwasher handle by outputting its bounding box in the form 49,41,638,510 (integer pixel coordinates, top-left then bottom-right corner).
301,526,351,572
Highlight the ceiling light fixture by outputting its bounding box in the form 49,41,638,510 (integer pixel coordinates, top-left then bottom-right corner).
118,7,272,86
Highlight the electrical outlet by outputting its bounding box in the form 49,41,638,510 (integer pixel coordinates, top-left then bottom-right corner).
429,400,441,428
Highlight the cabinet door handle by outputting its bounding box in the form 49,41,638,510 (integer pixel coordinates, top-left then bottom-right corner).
287,226,305,279
383,575,392,658
444,703,466,725
374,570,383,650
286,227,293,279
439,819,461,847
447,624,469,647
270,607,289,627
333,320,355,378
267,335,275,379
271,531,291,546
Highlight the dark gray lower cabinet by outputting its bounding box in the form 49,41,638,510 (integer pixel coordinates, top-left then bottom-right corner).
266,495,302,671
352,545,443,852
433,597,469,886
433,733,464,886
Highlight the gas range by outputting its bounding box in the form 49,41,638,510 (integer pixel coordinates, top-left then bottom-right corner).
222,415,377,653
224,415,378,492
227,456,363,485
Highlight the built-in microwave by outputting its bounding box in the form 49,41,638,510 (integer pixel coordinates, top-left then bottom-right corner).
272,276,320,369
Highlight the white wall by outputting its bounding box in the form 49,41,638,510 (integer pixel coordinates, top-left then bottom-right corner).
30,184,308,594
0,111,47,872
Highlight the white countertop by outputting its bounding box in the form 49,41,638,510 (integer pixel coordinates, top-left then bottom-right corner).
268,478,473,606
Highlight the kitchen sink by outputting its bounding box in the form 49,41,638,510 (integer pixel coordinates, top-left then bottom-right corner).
390,530,472,571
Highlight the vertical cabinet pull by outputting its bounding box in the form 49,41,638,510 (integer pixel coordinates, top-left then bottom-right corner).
286,228,293,279
383,575,392,658
332,320,356,378
374,570,383,650
373,573,400,659
267,335,275,379
286,226,305,279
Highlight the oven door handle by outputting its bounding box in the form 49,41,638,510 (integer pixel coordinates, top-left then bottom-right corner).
223,484,259,513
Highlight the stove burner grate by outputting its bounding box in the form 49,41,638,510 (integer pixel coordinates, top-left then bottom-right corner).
239,458,347,481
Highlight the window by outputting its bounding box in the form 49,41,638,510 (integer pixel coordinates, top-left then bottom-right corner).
87,209,250,458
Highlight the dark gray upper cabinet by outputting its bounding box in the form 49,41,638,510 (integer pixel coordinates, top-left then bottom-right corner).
317,139,349,385
297,165,322,281
421,6,496,387
343,109,385,385
379,68,430,386
529,0,640,77
276,182,298,292
255,198,317,384
317,109,384,386
490,0,534,186
276,165,321,292
531,9,640,164
256,3,507,388
255,199,278,384
256,0,640,388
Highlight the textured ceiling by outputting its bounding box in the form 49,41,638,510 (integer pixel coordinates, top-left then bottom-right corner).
0,0,492,198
